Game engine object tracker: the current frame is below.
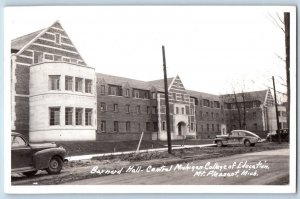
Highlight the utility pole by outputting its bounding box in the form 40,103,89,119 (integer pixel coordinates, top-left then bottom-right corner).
162,45,172,154
284,12,290,132
272,76,281,144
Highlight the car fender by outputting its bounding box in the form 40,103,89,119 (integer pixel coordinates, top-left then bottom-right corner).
33,148,66,170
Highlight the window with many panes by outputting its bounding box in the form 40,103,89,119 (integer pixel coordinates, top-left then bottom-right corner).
65,76,73,91
212,124,215,132
65,107,73,125
181,107,185,115
75,108,83,125
85,79,92,93
176,107,179,114
85,108,92,126
49,107,60,125
191,123,194,131
134,90,139,98
75,77,83,92
49,75,60,90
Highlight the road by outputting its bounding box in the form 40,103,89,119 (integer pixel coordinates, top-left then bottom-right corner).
63,148,289,185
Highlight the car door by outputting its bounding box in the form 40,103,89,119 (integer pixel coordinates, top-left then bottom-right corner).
227,131,237,145
11,135,33,169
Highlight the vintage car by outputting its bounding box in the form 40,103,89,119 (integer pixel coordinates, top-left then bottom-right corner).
214,130,261,147
266,129,289,142
11,132,67,177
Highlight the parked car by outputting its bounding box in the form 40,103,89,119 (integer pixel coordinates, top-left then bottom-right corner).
214,130,261,147
11,132,67,177
266,129,289,142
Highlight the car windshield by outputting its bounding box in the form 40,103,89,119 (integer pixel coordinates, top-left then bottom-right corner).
11,136,27,147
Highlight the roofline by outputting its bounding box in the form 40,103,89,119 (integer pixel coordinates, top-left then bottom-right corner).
168,76,177,91
16,20,60,56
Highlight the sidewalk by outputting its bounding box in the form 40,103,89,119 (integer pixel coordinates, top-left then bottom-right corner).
66,144,216,161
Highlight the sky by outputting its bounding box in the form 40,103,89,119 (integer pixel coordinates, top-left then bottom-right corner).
5,6,292,99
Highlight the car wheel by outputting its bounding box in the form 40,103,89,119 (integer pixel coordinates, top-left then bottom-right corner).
23,170,38,177
217,141,223,147
244,140,251,147
46,156,63,174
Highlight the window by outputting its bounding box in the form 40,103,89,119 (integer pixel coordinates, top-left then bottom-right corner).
55,33,61,44
176,107,179,114
214,101,220,108
147,106,151,114
145,92,149,99
186,108,189,115
190,108,194,115
162,121,166,131
34,51,43,64
153,122,158,132
206,112,209,118
85,79,92,93
136,105,141,114
217,124,220,131
125,89,130,97
160,106,166,114
108,85,122,96
210,101,213,108
63,57,70,62
181,107,185,115
100,85,105,95
207,123,209,132
152,106,157,114
216,113,219,119
49,75,60,90
191,123,194,131
65,76,73,91
212,124,215,132
114,121,119,132
75,108,83,125
70,59,77,64
113,104,118,112
126,121,131,132
146,122,151,131
126,104,130,113
75,77,83,92
211,112,214,119
49,107,60,125
152,92,156,99
203,99,210,107
199,111,203,119
65,107,73,125
54,55,62,61
134,90,139,98
85,109,92,126
100,102,106,112
44,54,53,60
100,121,106,132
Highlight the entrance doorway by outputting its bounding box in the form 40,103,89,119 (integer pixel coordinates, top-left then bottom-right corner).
177,122,187,136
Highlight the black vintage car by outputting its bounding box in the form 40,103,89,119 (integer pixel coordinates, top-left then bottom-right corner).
266,129,289,142
11,132,67,177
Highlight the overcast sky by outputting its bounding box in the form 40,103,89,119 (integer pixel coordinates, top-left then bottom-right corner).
5,6,292,98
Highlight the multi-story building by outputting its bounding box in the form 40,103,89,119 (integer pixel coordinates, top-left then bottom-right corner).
11,21,97,142
11,21,286,142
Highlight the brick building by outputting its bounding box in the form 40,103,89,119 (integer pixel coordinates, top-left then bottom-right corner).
11,21,97,142
11,21,284,142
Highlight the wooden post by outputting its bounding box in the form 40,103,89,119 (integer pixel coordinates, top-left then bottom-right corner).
162,46,172,154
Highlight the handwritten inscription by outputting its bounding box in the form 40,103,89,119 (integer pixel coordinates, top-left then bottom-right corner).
90,161,270,178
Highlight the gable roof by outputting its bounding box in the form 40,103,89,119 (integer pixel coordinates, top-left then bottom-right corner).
96,73,152,90
11,29,45,51
148,77,174,92
186,89,220,100
220,90,268,103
